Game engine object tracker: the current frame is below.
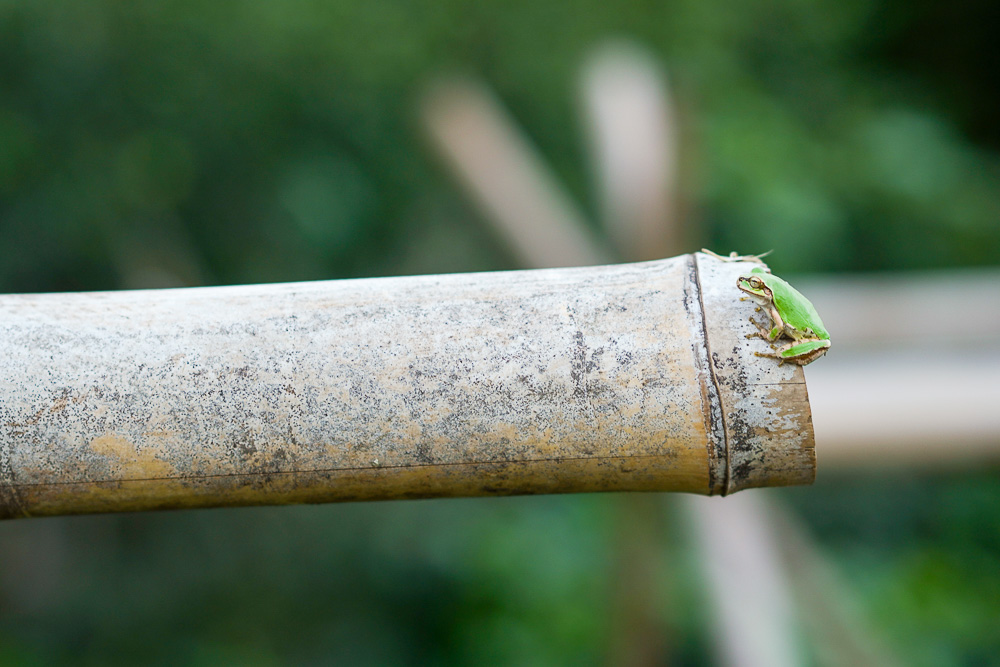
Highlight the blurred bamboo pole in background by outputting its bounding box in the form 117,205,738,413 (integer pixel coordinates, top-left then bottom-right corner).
796,272,1000,467
421,78,610,268
581,42,679,262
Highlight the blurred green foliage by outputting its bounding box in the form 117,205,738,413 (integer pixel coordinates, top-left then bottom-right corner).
0,497,624,665
787,473,1000,667
2,1,999,665
2,0,998,293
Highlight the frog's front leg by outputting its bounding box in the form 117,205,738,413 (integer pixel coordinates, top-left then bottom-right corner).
745,304,784,342
755,338,830,366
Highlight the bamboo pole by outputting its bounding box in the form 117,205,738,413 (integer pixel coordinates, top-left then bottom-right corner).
0,253,814,519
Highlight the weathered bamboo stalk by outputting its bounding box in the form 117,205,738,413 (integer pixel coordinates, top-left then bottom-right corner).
0,253,815,519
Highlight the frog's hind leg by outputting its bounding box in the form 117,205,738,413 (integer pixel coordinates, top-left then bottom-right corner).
755,339,830,366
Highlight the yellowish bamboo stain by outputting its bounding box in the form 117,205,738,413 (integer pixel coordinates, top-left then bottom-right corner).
89,434,177,479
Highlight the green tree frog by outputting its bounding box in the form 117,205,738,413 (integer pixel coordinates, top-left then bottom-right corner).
736,267,831,366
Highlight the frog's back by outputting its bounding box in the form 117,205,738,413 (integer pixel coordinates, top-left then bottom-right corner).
772,279,830,339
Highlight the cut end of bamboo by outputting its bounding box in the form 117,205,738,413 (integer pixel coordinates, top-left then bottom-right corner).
693,253,816,494
0,253,814,519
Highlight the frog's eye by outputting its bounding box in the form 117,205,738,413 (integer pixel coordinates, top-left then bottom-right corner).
748,277,764,289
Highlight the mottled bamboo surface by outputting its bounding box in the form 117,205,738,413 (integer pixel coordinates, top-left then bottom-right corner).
0,253,814,519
